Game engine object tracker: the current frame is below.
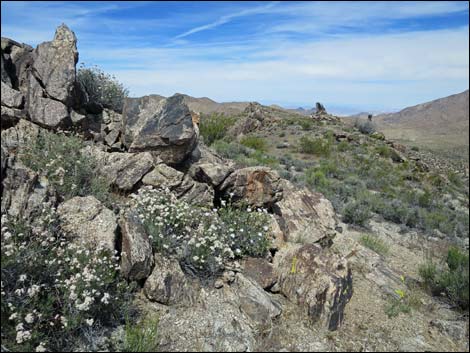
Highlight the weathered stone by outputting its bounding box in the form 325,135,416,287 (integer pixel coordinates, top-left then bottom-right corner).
30,24,78,104
1,81,24,108
141,163,184,189
175,175,214,207
1,105,24,128
192,162,234,187
1,53,11,86
57,196,117,252
242,257,277,290
119,211,154,281
144,254,199,306
122,94,197,164
70,110,86,125
1,119,41,152
273,243,352,330
104,128,120,147
1,164,37,217
273,180,337,244
219,166,282,208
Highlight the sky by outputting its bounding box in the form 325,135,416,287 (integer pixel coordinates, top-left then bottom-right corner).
1,1,469,115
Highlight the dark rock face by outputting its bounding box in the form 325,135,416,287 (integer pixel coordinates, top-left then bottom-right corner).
122,94,197,164
273,243,353,330
242,257,277,290
119,211,154,281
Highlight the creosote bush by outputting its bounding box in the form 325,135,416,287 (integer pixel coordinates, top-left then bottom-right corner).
199,113,237,146
354,119,376,135
299,136,332,156
77,64,129,112
1,206,132,352
240,135,267,152
132,187,272,277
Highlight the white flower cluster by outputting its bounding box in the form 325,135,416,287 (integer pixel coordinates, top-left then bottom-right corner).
132,186,272,275
1,205,126,351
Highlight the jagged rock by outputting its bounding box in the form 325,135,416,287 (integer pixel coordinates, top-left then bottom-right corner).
1,164,37,217
236,273,282,325
1,105,24,128
191,162,234,187
1,81,24,108
1,119,41,152
0,145,7,181
57,196,117,252
81,145,156,191
144,254,199,305
315,102,326,113
273,243,352,330
30,24,78,104
122,94,197,164
219,166,282,208
26,70,71,129
242,257,277,290
1,53,11,85
70,110,86,125
119,211,154,281
142,162,184,189
175,175,214,207
272,180,337,244
1,37,34,91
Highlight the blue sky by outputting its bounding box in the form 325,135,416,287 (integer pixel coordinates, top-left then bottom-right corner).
1,1,469,114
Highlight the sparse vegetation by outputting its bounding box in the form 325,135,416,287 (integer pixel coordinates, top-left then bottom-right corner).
77,64,129,112
123,314,159,352
299,136,332,156
240,135,268,152
359,234,389,256
354,119,376,135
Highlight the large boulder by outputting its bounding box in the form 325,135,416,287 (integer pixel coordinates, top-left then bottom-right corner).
1,81,24,108
119,211,154,281
30,24,78,104
122,94,198,164
143,254,199,306
142,162,185,189
273,180,337,244
241,257,277,290
57,196,117,252
174,175,214,207
1,37,34,91
219,166,282,208
1,164,37,217
273,243,352,330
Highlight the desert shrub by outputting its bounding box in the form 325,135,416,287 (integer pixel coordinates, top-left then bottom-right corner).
212,140,250,160
447,171,463,188
337,140,349,152
411,146,420,152
342,200,371,226
123,314,159,352
20,131,110,203
354,120,376,135
298,119,314,131
77,64,128,112
305,168,329,188
359,234,389,256
199,113,237,146
419,247,469,309
385,297,411,318
279,132,286,137
299,136,332,156
133,187,271,277
1,208,132,352
240,135,267,152
239,151,279,168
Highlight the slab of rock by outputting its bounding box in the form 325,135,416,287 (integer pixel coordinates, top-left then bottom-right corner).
272,180,337,244
1,81,24,108
30,24,78,104
141,163,184,189
242,257,277,290
273,243,352,330
57,196,117,252
1,119,41,152
174,175,214,207
219,166,282,208
1,164,37,217
119,211,154,281
144,254,199,306
191,162,234,187
1,105,24,128
122,94,197,164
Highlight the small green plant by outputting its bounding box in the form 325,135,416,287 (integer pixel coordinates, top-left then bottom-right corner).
359,234,389,256
343,200,371,226
299,136,332,156
354,120,376,135
20,130,111,203
123,314,159,352
240,135,267,152
199,113,237,146
77,63,129,112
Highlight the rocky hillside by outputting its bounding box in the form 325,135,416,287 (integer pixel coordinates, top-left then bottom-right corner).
372,90,470,159
1,25,469,352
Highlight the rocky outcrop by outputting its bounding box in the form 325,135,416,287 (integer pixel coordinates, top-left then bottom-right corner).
144,254,199,305
119,211,154,281
57,196,117,252
219,166,282,208
273,243,352,330
273,180,337,244
142,162,184,189
122,94,198,164
242,257,277,290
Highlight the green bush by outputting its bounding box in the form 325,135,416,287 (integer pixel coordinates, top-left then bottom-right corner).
305,168,329,188
240,135,267,152
419,247,469,309
343,200,371,226
123,314,159,352
299,136,332,156
77,64,129,112
199,113,237,146
354,120,376,135
1,208,132,352
212,140,250,160
20,131,111,203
